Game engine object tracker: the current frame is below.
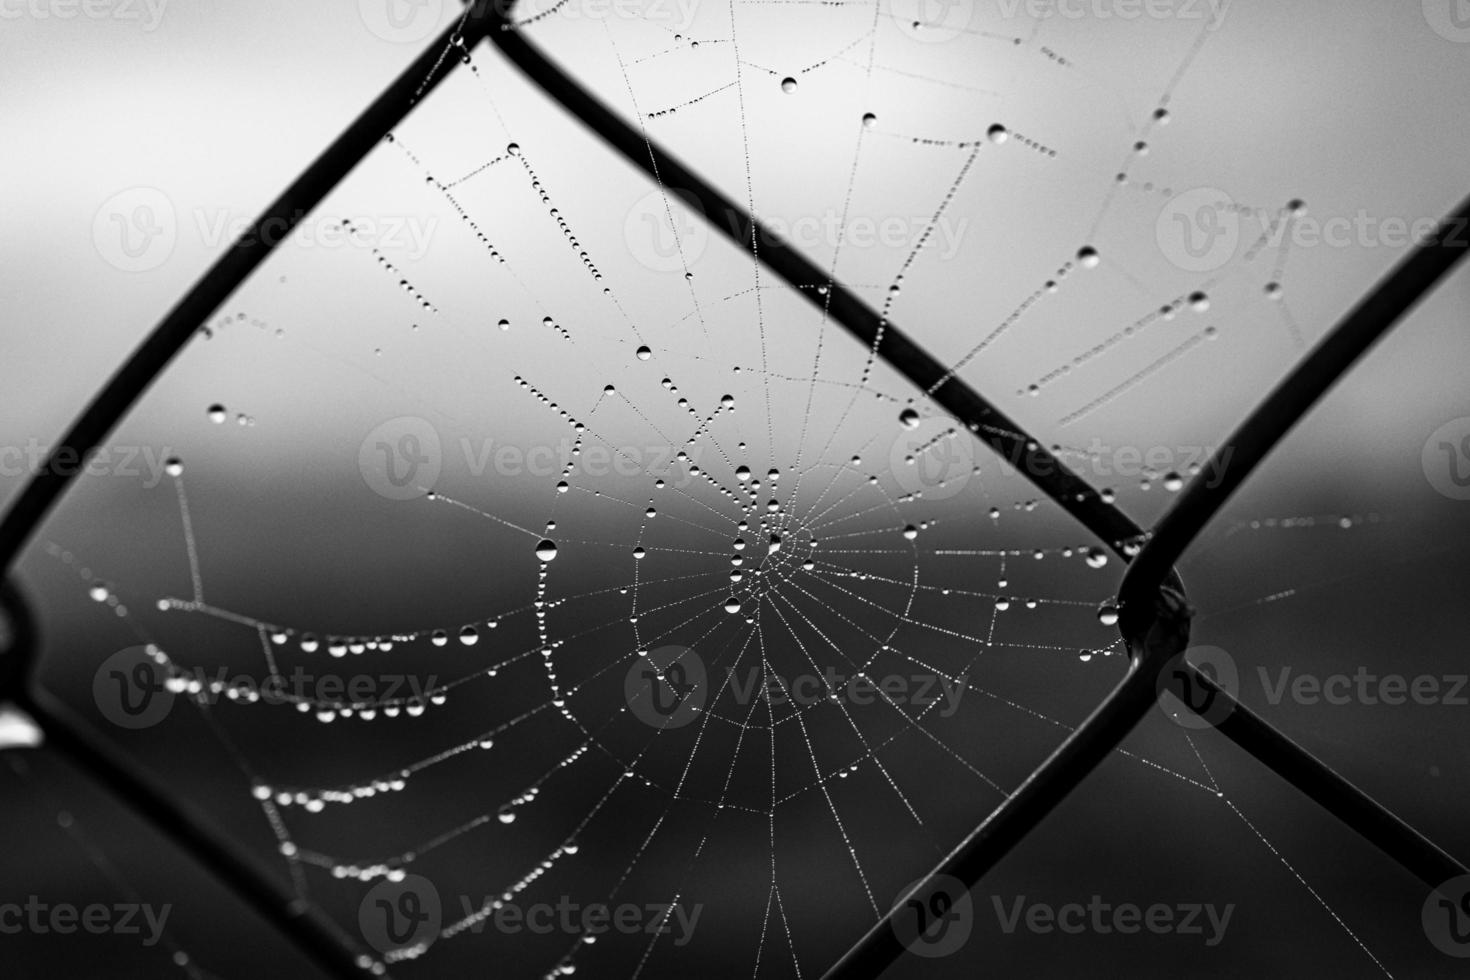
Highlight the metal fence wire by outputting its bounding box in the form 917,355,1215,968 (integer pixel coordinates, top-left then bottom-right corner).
1,6,1467,978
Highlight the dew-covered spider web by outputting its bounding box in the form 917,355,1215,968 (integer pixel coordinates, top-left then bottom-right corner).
12,2,1470,978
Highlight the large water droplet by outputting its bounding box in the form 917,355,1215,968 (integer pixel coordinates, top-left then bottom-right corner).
207,404,227,424
724,597,742,614
861,112,876,128
1188,291,1210,312
635,345,652,360
780,77,797,94
898,408,921,429
1162,472,1184,492
459,625,479,646
902,525,918,540
736,465,751,482
987,123,1009,144
535,539,559,562
1096,602,1120,627
1084,547,1108,569
1077,246,1100,269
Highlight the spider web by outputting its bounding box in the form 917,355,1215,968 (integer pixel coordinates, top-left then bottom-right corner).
11,2,1470,978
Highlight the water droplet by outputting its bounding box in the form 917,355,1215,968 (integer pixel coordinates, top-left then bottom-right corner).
724,597,742,614
1188,291,1209,312
861,112,876,128
535,539,559,562
164,457,183,477
898,408,921,429
987,123,1009,144
89,584,109,602
207,404,227,424
780,77,797,93
767,534,781,554
1084,547,1108,569
506,142,521,156
902,524,918,540
1264,282,1282,300
1096,602,1120,627
635,345,652,360
736,465,751,482
497,318,510,330
1162,472,1184,492
1153,107,1170,124
633,546,646,559
497,805,517,824
1077,246,1100,269
431,630,448,647
767,468,780,482
459,625,479,646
